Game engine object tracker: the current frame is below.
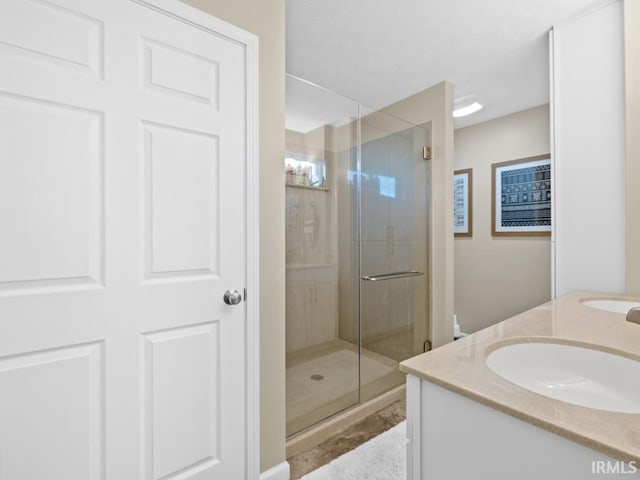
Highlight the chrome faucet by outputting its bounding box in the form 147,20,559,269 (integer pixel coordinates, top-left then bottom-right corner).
626,307,640,325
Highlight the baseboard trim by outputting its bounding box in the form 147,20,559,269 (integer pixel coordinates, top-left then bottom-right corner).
260,461,290,480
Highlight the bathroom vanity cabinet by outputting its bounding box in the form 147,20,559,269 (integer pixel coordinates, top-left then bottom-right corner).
400,291,640,480
405,376,639,480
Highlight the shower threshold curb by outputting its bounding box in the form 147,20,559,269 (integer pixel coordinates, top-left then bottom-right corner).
285,384,406,458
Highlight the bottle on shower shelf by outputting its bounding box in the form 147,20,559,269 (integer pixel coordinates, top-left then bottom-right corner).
286,164,294,185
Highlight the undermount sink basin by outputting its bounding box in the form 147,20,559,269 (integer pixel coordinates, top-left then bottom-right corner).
582,299,640,314
486,342,640,413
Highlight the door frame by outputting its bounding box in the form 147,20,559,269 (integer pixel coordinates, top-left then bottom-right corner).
132,1,260,477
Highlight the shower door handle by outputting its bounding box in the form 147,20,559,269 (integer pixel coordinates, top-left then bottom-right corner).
361,270,424,282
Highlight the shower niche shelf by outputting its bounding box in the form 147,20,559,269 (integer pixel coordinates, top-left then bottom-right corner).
285,183,329,192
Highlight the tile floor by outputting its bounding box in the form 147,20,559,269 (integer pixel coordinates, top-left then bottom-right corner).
287,398,406,479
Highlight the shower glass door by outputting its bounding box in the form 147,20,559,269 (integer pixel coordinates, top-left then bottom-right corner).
358,109,430,403
285,74,431,436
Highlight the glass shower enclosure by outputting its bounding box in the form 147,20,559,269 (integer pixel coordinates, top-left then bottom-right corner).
285,75,430,436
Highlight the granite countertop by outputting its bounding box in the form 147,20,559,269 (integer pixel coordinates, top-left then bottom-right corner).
399,290,640,462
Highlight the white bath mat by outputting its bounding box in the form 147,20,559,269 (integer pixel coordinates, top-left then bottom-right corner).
300,421,406,480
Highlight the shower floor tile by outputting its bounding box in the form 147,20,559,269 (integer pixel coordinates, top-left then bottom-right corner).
286,339,402,436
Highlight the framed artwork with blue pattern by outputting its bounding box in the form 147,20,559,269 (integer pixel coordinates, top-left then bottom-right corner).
491,154,551,236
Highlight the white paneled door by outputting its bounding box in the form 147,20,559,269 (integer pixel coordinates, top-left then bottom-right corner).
0,0,258,479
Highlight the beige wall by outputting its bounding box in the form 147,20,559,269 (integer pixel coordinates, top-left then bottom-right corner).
454,105,551,333
626,0,640,295
180,0,286,472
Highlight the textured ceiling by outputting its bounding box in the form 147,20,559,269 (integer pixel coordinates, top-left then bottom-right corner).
286,0,610,130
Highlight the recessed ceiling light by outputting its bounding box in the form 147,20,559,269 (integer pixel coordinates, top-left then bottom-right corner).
453,102,483,118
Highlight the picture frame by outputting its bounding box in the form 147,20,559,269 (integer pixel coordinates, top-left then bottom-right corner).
454,168,473,237
491,154,551,236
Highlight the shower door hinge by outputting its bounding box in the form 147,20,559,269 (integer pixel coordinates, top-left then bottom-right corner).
423,340,432,352
422,146,432,161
